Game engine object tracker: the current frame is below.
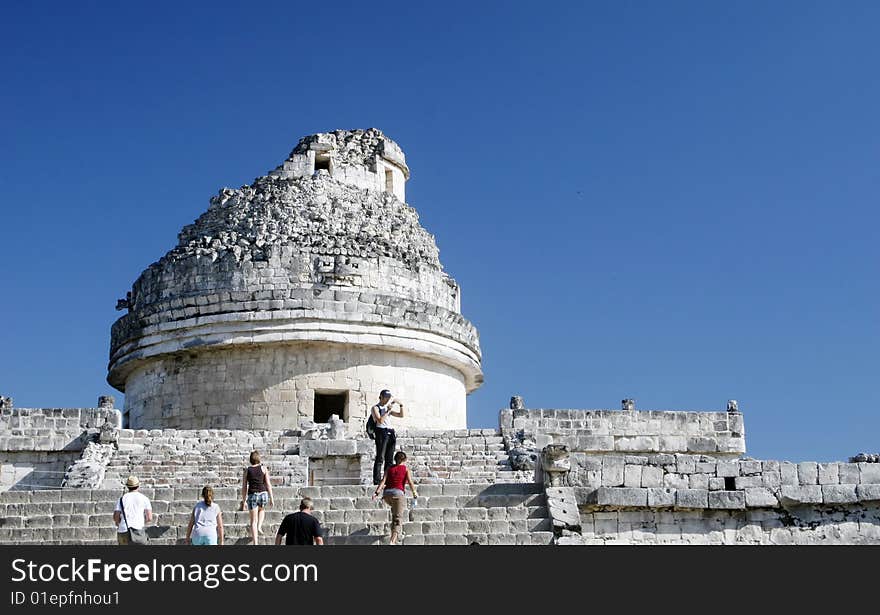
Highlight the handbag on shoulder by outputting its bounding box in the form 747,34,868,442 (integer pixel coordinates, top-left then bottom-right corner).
119,495,150,545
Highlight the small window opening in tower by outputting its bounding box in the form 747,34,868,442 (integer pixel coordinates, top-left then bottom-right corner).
314,153,330,172
313,391,348,423
385,168,394,193
724,476,736,491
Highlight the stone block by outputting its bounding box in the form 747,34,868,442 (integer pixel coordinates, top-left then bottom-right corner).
859,463,880,485
734,476,763,489
641,466,663,488
458,508,487,521
654,435,686,452
797,462,818,485
329,497,354,510
323,510,345,524
838,463,860,485
708,491,745,510
686,437,717,453
299,440,328,457
577,436,614,451
745,488,779,508
856,484,880,501
694,461,716,474
663,473,689,489
548,500,581,530
647,488,675,508
675,455,696,474
324,440,357,456
624,465,642,488
615,437,658,453
411,508,442,522
739,461,762,475
689,474,710,490
595,487,648,507
602,459,625,487
762,471,781,489
708,477,726,491
675,489,708,509
780,463,798,485
779,485,823,505
715,462,739,478
441,484,470,496
817,463,839,485
822,485,858,504
486,507,507,520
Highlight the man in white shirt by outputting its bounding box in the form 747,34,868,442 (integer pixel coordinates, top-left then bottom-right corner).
113,475,155,545
371,389,405,484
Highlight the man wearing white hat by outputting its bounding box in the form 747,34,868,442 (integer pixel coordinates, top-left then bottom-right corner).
113,475,154,545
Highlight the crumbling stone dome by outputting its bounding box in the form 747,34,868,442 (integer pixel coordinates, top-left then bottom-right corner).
108,129,482,430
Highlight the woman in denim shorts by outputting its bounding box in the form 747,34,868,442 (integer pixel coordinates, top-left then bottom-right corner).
240,450,274,545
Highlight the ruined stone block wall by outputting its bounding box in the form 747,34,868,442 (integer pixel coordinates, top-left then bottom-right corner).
0,407,120,440
572,455,880,504
118,252,466,328
567,455,880,544
0,452,82,492
500,408,745,456
123,345,467,430
577,505,880,544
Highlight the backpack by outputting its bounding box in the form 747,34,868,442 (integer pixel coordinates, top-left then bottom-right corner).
365,411,377,440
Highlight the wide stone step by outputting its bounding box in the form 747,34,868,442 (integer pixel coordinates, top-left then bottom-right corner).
0,511,552,532
0,481,552,546
0,495,546,521
0,482,541,502
25,531,554,546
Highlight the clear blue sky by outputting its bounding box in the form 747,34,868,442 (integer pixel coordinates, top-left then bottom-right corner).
1,2,877,462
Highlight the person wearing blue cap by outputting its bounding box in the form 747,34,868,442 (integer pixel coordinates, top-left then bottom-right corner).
372,389,404,484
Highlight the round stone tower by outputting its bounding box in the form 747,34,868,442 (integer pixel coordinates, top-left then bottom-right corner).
108,129,482,430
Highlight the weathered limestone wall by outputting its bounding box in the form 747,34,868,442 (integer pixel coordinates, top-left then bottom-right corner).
501,408,745,456
574,456,880,504
577,506,880,544
563,454,880,544
0,452,81,492
0,407,122,492
1,407,121,441
123,345,467,430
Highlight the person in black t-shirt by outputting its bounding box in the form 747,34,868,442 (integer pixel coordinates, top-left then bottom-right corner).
276,497,324,545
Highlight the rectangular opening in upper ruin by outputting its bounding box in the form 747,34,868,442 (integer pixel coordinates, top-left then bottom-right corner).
314,154,331,173
384,168,394,193
724,476,736,491
313,391,348,423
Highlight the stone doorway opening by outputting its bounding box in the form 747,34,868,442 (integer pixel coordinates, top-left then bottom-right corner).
314,153,330,172
384,168,394,192
314,391,348,423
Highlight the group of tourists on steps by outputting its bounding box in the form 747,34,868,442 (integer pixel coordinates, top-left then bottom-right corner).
113,389,418,545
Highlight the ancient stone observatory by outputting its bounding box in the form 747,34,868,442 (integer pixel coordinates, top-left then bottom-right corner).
108,129,482,431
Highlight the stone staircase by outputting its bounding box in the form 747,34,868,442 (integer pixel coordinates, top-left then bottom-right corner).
98,429,531,489
100,431,306,489
395,430,534,484
0,484,553,546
